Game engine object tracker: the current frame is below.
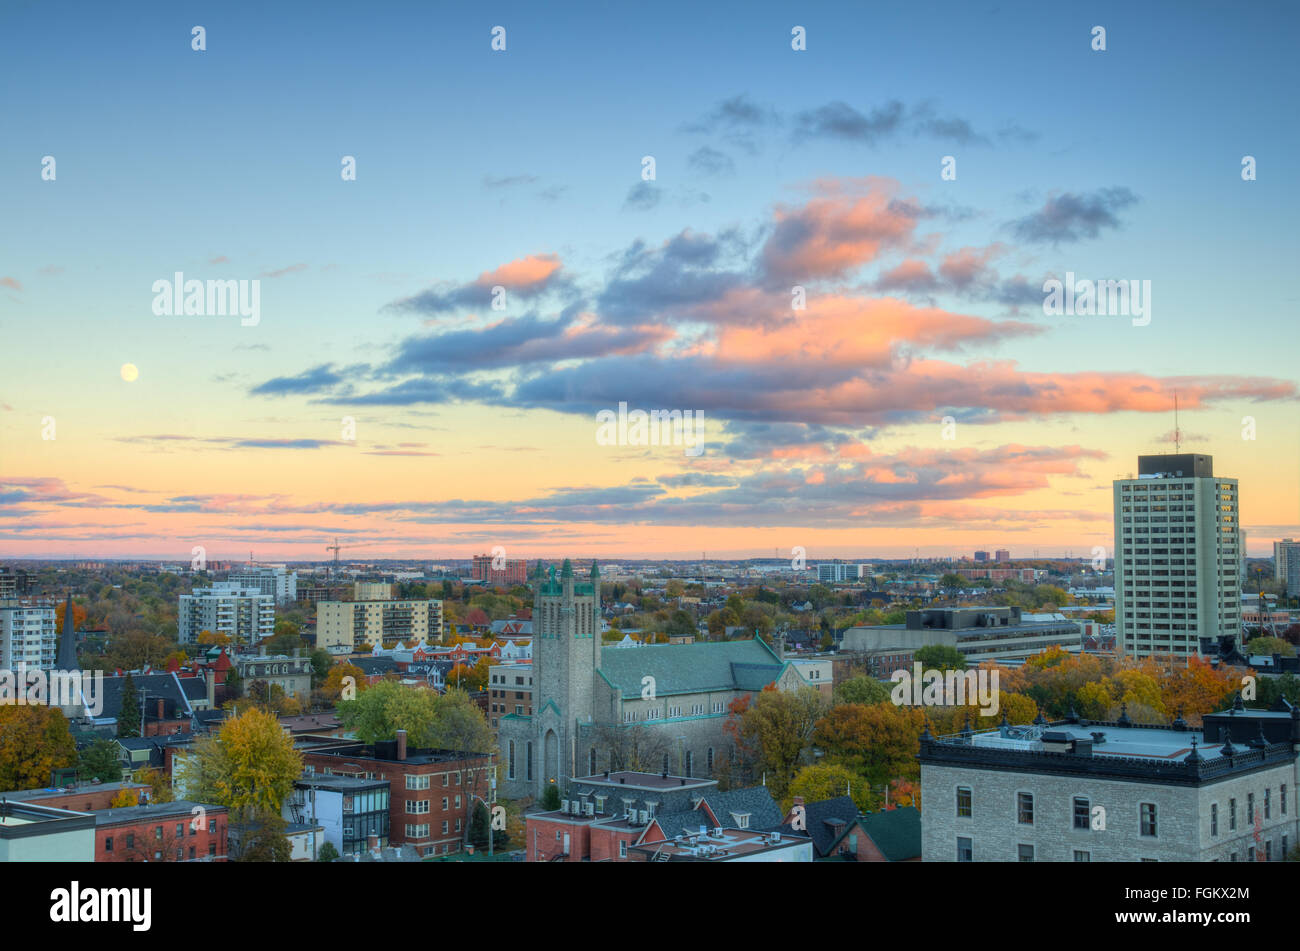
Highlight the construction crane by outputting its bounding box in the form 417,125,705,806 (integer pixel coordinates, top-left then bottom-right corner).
326,537,343,579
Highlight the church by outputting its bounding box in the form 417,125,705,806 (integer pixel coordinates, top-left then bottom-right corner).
498,560,806,800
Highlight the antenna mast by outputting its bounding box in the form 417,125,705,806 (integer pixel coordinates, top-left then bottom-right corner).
1174,390,1181,452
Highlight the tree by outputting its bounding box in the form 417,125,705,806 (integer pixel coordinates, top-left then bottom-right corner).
78,738,123,783
109,787,139,808
308,649,334,687
594,722,674,773
231,807,292,862
1244,636,1296,658
317,841,340,862
133,765,175,803
191,707,302,813
813,702,926,789
0,705,78,791
665,609,696,637
318,661,364,704
469,800,491,848
914,644,967,672
55,600,88,635
540,785,561,811
198,629,232,647
786,763,875,813
729,686,829,802
939,573,966,589
338,680,441,747
117,672,141,737
833,676,892,707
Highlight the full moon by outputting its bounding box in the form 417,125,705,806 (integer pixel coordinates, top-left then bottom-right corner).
120,363,139,382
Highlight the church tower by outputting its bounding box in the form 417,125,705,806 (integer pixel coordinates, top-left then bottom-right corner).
530,559,601,797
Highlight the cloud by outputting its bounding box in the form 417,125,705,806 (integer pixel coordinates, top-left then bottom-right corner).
259,263,308,279
794,100,906,144
624,181,662,210
687,146,735,177
1008,187,1138,244
483,174,539,188
250,363,351,396
0,277,22,291
388,253,570,316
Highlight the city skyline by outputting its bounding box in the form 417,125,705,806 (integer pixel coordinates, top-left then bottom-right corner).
3,1,1299,561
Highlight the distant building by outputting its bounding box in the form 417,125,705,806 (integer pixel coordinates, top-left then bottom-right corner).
840,606,1081,665
1114,453,1240,658
227,566,297,605
994,549,1011,563
178,584,275,645
472,554,528,587
959,567,1037,583
974,551,990,563
0,567,29,599
489,662,533,733
353,581,394,601
817,562,864,583
317,598,444,651
1274,538,1300,589
236,653,312,699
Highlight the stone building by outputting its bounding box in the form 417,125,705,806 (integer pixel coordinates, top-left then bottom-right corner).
498,560,805,801
919,701,1300,862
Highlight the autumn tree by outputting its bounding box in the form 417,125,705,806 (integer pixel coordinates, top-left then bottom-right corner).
0,705,78,791
134,765,175,803
191,707,302,813
55,600,88,635
813,701,926,789
832,676,891,707
109,787,139,808
231,807,292,862
729,686,829,802
786,763,875,813
318,661,364,704
594,722,673,773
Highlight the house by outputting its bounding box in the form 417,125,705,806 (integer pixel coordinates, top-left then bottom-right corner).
778,796,922,861
93,799,229,862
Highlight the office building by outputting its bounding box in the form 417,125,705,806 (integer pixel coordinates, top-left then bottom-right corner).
840,606,1081,667
816,562,864,583
1276,539,1300,594
1113,453,1240,658
995,549,1011,563
0,567,29,599
974,551,990,562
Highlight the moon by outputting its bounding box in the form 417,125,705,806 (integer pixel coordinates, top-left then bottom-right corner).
120,363,139,382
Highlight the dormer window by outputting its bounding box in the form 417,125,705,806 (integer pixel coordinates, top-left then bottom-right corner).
733,813,750,829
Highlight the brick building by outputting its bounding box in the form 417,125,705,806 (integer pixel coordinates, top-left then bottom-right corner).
93,800,229,862
300,734,494,858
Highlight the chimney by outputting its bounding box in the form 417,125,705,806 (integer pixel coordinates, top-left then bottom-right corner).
792,796,805,809
157,698,165,720
396,729,407,761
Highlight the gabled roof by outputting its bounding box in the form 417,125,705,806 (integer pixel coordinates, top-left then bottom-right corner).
851,807,922,862
697,786,783,832
597,638,783,699
778,795,857,856
93,672,202,723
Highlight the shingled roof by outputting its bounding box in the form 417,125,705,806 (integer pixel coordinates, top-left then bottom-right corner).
854,806,922,862
778,795,858,856
698,786,784,832
597,638,783,699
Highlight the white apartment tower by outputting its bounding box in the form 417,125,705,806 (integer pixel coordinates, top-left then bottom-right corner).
0,602,57,671
1114,453,1240,658
178,583,276,645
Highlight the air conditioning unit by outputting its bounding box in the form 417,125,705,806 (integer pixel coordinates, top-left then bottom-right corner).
768,831,781,844
560,799,570,813
638,810,648,824
584,802,594,817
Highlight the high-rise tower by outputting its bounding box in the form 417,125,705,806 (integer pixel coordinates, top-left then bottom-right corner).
1114,453,1241,657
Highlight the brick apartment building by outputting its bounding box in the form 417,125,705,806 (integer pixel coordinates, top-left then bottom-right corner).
472,554,528,586
300,732,494,858
94,800,229,862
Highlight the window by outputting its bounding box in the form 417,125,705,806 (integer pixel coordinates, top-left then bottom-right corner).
662,754,670,774
155,826,163,840
1211,803,1218,836
707,748,714,773
208,819,216,833
956,787,972,818
407,800,430,814
441,797,448,810
455,795,461,809
1074,850,1090,862
1073,797,1089,829
176,847,184,861
1018,844,1034,862
1230,798,1237,830
1247,793,1254,823
1265,789,1271,820
105,837,113,853
406,775,430,790
126,834,134,849
619,841,627,858
1283,785,1288,815
1265,841,1272,861
526,742,533,781
735,813,750,829
590,748,597,775
1017,792,1034,825
956,837,973,862
1140,803,1157,837
154,851,162,860
442,821,449,834
508,741,516,780
685,751,693,777
188,846,195,860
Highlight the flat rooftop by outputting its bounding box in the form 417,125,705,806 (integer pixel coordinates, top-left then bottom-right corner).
573,771,716,791
969,724,1213,761
633,828,806,860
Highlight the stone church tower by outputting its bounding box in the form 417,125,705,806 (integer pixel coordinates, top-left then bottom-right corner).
509,559,601,799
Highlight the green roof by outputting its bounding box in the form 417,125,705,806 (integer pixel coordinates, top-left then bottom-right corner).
852,807,921,862
598,638,782,699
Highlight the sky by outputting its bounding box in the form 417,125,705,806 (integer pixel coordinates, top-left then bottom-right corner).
1,0,1298,562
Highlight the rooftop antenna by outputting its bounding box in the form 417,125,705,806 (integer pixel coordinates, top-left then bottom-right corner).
1173,390,1181,452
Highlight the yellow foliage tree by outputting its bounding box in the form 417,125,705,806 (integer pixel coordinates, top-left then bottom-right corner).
193,707,302,813
0,705,78,791
109,787,139,808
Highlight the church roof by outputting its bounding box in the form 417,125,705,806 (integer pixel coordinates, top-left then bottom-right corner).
597,638,783,699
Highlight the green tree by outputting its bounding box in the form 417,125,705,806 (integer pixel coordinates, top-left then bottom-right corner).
231,807,292,862
317,841,340,862
338,680,441,747
469,800,491,848
914,644,967,672
78,738,123,783
1244,636,1296,658
665,609,696,637
540,784,561,811
308,648,334,687
117,672,141,737
939,573,966,588
786,762,876,813
833,676,892,707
